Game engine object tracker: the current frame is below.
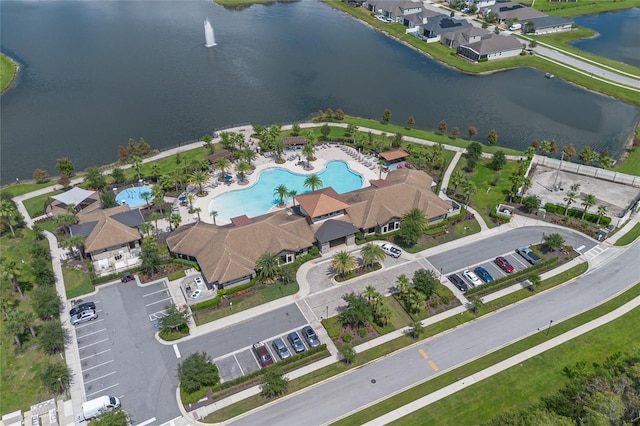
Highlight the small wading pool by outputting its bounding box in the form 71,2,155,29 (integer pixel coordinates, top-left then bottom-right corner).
210,161,363,223
116,186,153,208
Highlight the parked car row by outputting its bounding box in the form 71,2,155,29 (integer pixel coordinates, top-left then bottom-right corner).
69,301,98,326
254,326,321,367
448,248,539,292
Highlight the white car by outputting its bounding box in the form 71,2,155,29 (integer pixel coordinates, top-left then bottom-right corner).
377,242,402,258
463,269,483,287
190,289,202,299
71,309,98,326
375,15,387,22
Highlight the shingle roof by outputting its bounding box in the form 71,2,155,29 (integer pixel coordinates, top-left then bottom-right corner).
71,206,143,253
380,148,410,162
295,188,350,218
283,137,308,146
315,220,359,244
526,15,572,29
463,34,523,55
207,149,234,164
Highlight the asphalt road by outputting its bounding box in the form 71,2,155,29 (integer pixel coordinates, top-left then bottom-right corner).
427,226,597,274
230,242,639,426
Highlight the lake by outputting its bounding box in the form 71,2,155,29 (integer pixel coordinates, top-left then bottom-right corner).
571,8,640,68
1,0,639,184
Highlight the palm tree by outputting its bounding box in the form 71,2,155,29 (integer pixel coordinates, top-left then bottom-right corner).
150,163,161,182
331,250,357,279
375,302,392,326
581,194,596,220
403,207,427,226
149,212,163,234
139,221,154,237
396,274,411,302
0,259,23,299
462,181,477,207
520,177,532,198
364,285,380,306
193,207,202,222
210,210,219,225
168,213,182,231
255,252,281,283
55,213,78,237
563,191,577,215
377,159,386,179
189,170,208,194
235,161,251,183
508,174,524,202
186,193,195,211
152,185,166,214
273,139,286,162
596,205,607,225
449,170,466,195
129,155,143,180
288,190,297,207
141,190,153,210
407,288,424,314
302,143,315,168
62,234,86,258
273,184,289,207
241,148,257,168
0,200,17,237
304,174,323,192
214,158,231,180
360,243,386,270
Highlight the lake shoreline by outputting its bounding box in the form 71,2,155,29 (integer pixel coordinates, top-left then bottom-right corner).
0,53,19,94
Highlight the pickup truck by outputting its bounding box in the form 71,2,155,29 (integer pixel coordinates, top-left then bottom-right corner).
517,247,542,265
253,342,274,367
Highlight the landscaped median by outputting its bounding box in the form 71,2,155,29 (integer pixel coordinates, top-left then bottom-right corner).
198,253,591,423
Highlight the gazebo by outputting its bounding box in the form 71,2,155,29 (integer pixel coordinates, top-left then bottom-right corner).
379,148,410,166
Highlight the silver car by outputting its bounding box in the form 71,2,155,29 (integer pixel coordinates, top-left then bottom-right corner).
272,338,291,360
71,309,98,326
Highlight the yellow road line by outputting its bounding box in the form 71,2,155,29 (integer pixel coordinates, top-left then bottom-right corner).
418,349,428,359
428,360,439,371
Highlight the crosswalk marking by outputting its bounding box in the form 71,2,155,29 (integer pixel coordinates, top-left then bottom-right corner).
584,245,607,259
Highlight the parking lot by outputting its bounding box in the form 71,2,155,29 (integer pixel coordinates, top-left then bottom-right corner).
445,251,533,289
73,279,178,424
213,326,321,383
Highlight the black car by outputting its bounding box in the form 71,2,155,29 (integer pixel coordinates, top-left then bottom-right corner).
69,302,96,317
121,272,135,283
448,274,469,292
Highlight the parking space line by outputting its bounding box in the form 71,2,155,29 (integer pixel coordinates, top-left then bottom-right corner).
250,348,261,367
85,371,116,384
137,418,157,426
418,349,428,359
233,354,245,376
78,328,107,339
173,344,181,359
80,349,111,361
78,338,109,350
86,383,119,398
83,360,113,372
75,318,104,329
144,297,173,307
428,360,439,371
143,288,170,297
265,342,278,360
510,255,529,268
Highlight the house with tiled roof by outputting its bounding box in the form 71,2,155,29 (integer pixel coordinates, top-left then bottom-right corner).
166,169,453,288
70,205,144,275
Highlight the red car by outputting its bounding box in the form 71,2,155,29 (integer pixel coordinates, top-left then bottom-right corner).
495,256,514,273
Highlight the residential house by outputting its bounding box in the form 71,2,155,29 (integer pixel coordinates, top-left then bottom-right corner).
402,9,441,33
420,15,473,41
441,27,491,49
166,169,453,288
70,205,145,275
481,1,545,24
448,0,496,10
523,15,573,34
456,33,523,61
364,0,422,22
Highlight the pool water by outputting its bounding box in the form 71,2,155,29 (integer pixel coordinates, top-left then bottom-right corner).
210,161,364,223
116,186,153,208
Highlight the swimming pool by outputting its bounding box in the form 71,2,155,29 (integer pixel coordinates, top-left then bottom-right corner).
210,161,363,223
116,186,153,208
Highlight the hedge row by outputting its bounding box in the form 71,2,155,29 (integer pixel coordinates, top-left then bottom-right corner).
191,278,258,311
466,257,560,298
544,203,611,226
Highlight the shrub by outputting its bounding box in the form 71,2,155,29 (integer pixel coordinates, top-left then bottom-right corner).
358,328,367,338
178,352,220,394
342,333,353,343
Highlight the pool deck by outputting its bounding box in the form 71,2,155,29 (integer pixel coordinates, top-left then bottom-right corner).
177,145,384,226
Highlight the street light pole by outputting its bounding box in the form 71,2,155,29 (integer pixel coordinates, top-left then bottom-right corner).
553,151,565,190
546,319,553,336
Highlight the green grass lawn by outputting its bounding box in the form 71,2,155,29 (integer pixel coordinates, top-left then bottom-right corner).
391,293,640,425
1,53,18,93
0,181,59,198
62,264,95,299
451,159,521,228
22,190,63,218
520,0,640,17
333,282,640,426
404,216,481,253
616,147,640,176
371,296,413,335
0,230,59,413
193,282,299,325
614,223,640,246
